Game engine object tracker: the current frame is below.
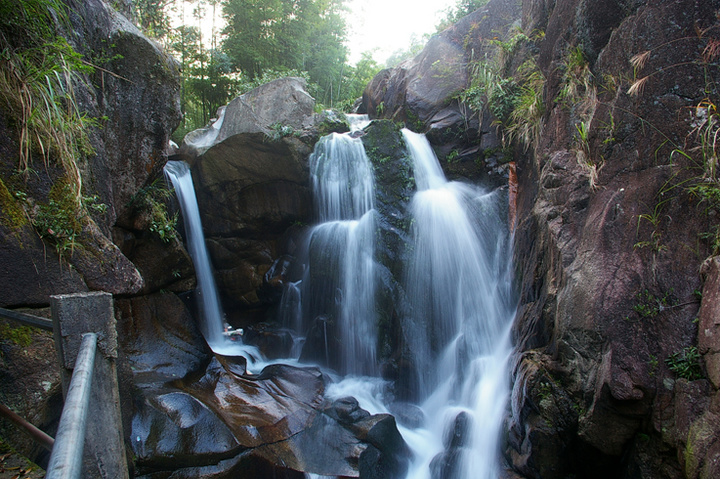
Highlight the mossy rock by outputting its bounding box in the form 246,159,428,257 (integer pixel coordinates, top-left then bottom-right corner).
316,109,350,136
360,120,416,382
0,178,28,231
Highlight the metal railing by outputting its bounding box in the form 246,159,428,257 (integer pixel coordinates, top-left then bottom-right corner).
0,306,53,331
0,293,128,479
45,333,97,479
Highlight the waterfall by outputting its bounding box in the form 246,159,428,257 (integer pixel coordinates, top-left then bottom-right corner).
289,125,515,479
400,129,514,479
164,160,225,346
173,113,515,475
310,132,375,222
297,128,379,376
164,160,264,364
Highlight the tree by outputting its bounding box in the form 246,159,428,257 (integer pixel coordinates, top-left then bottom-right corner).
337,52,381,110
436,0,489,32
385,34,430,68
134,0,174,38
221,0,349,106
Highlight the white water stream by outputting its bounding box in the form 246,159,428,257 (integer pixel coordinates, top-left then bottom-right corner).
298,125,515,478
398,130,514,479
164,160,264,363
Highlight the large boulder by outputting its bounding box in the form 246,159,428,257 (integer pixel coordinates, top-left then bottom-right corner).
176,80,317,317
192,132,312,315
361,0,521,187
0,0,182,306
180,77,316,158
360,120,417,399
69,0,182,227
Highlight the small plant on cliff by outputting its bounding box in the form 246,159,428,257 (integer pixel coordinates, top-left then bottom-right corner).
41,186,106,258
666,346,704,381
33,179,84,258
677,99,720,255
630,289,674,318
648,354,659,377
269,122,297,140
459,30,546,152
503,61,545,151
128,178,178,244
634,172,694,252
628,31,720,97
557,45,594,107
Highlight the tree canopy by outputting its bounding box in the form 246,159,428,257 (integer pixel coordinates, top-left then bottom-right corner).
222,0,349,105
134,0,381,141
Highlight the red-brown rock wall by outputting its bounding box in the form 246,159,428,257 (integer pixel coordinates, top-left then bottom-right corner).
509,0,720,477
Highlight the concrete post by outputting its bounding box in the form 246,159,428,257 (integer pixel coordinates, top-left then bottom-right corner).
50,292,129,479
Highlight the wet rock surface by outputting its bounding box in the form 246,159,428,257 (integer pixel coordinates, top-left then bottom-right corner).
120,293,410,479
187,129,312,315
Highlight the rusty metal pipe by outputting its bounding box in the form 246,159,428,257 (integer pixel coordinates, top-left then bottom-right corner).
0,402,55,451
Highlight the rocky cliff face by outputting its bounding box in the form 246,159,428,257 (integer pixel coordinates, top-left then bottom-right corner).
509,0,720,477
0,0,187,464
360,0,521,187
0,0,184,306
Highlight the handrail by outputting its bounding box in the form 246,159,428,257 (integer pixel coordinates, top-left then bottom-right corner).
0,403,55,451
0,306,53,331
45,333,98,479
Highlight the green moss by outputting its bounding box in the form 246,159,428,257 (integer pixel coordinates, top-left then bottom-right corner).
0,178,28,229
684,416,715,478
0,321,34,347
404,108,424,132
317,109,350,136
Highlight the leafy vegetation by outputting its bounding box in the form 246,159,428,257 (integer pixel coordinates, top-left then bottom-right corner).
666,346,704,381
0,0,96,203
32,179,108,259
457,30,545,151
128,179,179,244
628,289,676,319
0,0,123,260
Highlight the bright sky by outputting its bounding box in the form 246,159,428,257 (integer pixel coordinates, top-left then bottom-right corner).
171,0,459,67
345,0,458,65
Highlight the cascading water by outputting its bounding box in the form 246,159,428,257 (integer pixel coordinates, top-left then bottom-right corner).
164,160,225,346
297,127,379,375
171,112,515,476
286,123,516,479
399,129,515,479
164,160,263,363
